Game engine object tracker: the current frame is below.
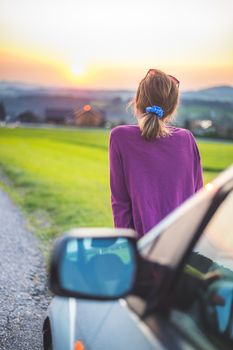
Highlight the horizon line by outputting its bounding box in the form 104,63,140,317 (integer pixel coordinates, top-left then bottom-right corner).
0,79,233,94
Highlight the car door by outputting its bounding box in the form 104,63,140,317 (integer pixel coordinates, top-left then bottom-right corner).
168,184,233,350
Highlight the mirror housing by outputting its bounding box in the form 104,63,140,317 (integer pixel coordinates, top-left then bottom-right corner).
49,228,138,300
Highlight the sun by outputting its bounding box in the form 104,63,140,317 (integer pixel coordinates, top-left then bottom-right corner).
71,64,85,76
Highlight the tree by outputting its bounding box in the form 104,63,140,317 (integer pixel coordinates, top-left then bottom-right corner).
0,102,6,121
17,111,39,123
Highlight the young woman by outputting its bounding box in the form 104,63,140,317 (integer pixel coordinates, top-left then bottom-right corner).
109,69,203,238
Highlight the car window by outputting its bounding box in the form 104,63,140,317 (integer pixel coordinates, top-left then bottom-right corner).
174,189,233,349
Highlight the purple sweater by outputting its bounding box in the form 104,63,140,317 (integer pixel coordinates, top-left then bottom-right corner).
109,125,203,238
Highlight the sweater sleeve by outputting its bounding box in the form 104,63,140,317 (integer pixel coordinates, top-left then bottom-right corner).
109,131,135,229
189,132,203,191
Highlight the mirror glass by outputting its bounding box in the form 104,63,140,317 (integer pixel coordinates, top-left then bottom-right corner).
205,279,233,343
59,237,136,298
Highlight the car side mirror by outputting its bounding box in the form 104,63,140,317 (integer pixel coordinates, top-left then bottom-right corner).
49,228,138,300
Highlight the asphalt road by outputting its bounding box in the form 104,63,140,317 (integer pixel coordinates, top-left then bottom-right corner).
0,189,51,349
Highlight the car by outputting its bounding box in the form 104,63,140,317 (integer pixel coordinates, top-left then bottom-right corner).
43,165,233,350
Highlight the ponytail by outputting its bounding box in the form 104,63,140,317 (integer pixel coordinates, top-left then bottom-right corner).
140,113,169,141
141,113,160,140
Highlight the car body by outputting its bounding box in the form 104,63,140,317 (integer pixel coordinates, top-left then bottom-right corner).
43,165,233,350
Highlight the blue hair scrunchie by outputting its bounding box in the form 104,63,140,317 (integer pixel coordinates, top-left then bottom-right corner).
145,106,164,118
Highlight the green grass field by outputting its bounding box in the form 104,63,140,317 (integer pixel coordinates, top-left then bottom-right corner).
0,127,232,241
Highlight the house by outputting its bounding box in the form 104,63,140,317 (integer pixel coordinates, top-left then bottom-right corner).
74,105,105,127
188,119,216,137
45,109,73,125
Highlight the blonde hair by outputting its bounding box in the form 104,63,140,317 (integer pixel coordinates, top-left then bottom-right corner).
132,69,179,141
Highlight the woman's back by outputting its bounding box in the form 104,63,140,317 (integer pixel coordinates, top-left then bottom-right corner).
109,68,203,238
109,124,203,238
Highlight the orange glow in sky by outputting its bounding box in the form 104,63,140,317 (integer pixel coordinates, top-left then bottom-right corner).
1,0,233,90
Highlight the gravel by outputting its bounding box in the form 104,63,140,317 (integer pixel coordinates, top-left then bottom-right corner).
0,189,51,349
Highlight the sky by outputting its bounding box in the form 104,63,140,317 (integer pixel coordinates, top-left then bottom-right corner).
1,0,233,91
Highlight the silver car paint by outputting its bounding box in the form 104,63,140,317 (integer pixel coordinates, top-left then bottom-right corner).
48,296,165,350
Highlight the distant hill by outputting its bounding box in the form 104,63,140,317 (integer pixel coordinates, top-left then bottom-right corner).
0,81,135,123
0,80,134,101
1,80,233,103
182,85,233,103
0,81,48,98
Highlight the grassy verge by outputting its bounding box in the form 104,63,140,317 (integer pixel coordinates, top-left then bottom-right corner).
0,127,232,241
0,128,113,241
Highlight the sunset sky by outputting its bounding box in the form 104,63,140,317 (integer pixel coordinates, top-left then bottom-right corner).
1,0,233,91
